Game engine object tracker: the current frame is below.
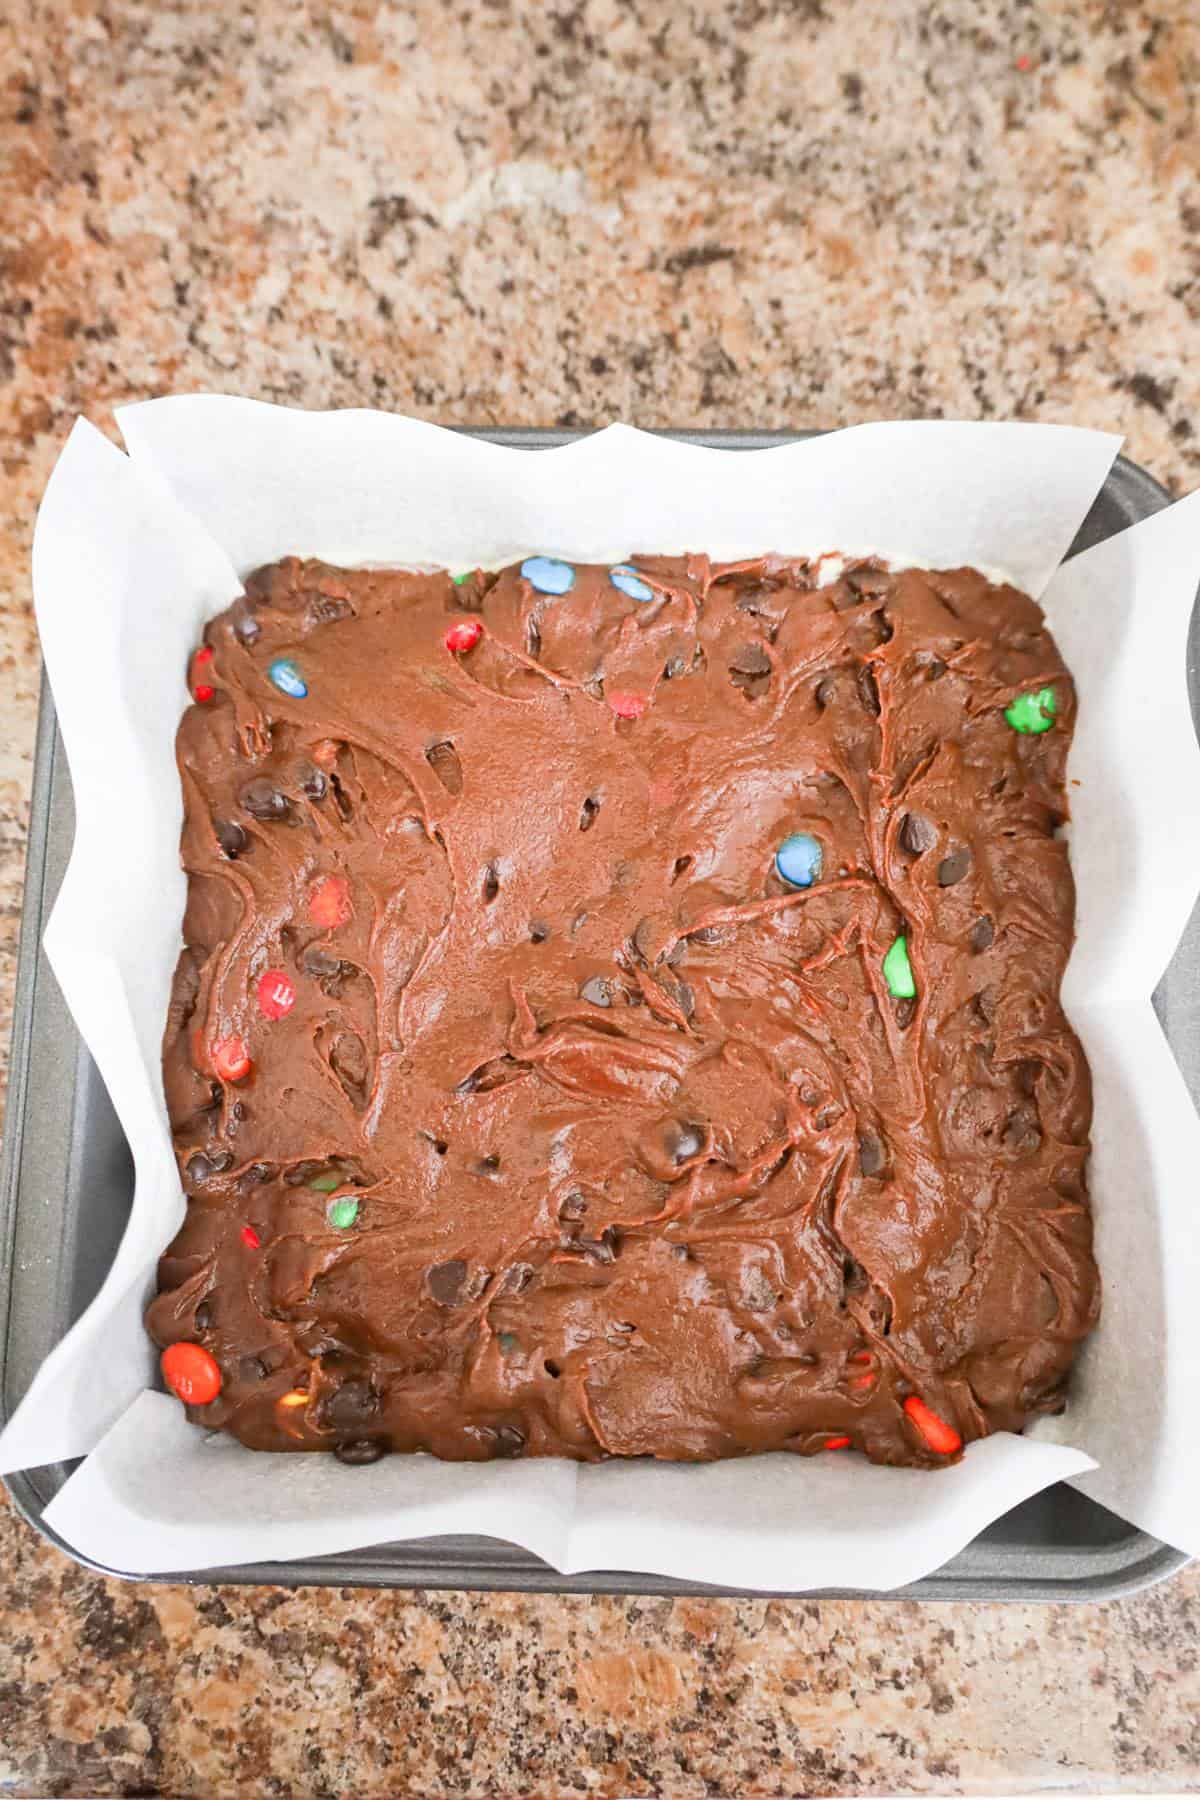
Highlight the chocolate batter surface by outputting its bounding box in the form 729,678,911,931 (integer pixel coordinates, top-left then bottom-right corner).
149,553,1099,1465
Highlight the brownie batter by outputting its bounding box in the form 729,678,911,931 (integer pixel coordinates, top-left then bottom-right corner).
148,552,1099,1466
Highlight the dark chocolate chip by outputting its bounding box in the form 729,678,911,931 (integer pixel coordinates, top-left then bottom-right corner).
815,675,837,710
194,1301,213,1331
899,812,938,856
1003,1106,1043,1155
334,1436,389,1466
502,1262,534,1295
187,1150,233,1182
937,846,971,887
923,654,946,682
216,818,248,858
740,1267,778,1312
491,1424,526,1459
846,565,893,597
670,1122,705,1163
974,986,997,1025
233,610,261,645
425,740,463,797
240,777,290,822
240,1355,270,1381
856,665,881,716
632,917,658,963
427,1258,469,1306
559,1191,588,1221
239,1161,274,1188
299,765,328,801
307,591,353,626
482,864,501,903
580,976,612,1007
477,1153,500,1173
673,980,696,1020
662,655,687,681
970,914,995,952
322,1379,379,1431
858,1129,887,1177
579,795,601,832
529,920,551,943
895,996,916,1029
729,642,771,677
285,1160,324,1187
563,1227,620,1265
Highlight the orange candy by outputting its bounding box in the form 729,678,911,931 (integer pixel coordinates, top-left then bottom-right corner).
903,1394,963,1456
308,874,352,929
162,1342,222,1406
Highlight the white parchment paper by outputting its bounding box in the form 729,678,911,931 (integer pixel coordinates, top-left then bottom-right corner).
3,403,1199,1588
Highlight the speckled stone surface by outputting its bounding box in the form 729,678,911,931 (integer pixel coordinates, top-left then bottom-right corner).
2,1,1200,1794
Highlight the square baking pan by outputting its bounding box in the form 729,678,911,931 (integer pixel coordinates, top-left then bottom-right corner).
2,430,1195,1598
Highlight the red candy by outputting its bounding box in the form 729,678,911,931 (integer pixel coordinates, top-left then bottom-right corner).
903,1394,963,1456
308,875,352,929
256,967,296,1020
162,1341,222,1406
445,618,483,653
608,691,648,720
211,1036,251,1083
240,1224,261,1249
824,1436,852,1451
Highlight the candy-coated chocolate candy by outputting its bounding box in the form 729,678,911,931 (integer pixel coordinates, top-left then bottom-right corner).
278,1389,309,1408
192,645,215,703
308,1171,343,1192
308,874,352,929
195,646,214,665
903,1393,962,1454
212,1036,251,1082
775,832,822,888
609,565,655,603
194,682,215,704
824,1435,852,1450
328,1196,360,1229
608,691,648,719
445,618,483,653
162,1341,222,1405
240,1224,261,1249
497,1331,519,1355
883,934,915,999
256,968,295,1020
452,571,472,586
269,657,308,699
1005,686,1056,734
520,555,575,595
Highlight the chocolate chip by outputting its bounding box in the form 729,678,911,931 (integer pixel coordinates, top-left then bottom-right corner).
559,1191,588,1221
425,740,463,797
580,976,612,1007
216,818,247,858
815,675,837,710
233,611,261,645
923,654,946,682
632,917,658,963
240,777,290,821
240,1355,270,1381
187,1150,233,1182
322,1379,379,1431
1003,1106,1043,1155
530,920,551,943
856,665,881,716
307,591,353,626
334,1437,389,1466
974,986,997,1025
427,1259,469,1306
502,1262,534,1295
239,1162,274,1188
900,812,938,856
895,996,916,1029
858,1130,887,1177
299,765,328,801
563,1227,620,1265
662,656,687,680
670,1122,705,1163
491,1425,525,1459
579,795,601,832
846,565,893,597
970,915,995,952
740,1267,777,1312
673,980,696,1020
729,642,771,677
195,1301,213,1331
938,846,971,887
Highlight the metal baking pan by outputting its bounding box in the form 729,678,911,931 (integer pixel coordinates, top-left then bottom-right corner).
2,431,1195,1597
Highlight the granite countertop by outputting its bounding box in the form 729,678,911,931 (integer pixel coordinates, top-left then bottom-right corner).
3,1,1200,1794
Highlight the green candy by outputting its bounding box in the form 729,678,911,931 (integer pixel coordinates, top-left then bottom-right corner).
1005,686,1056,734
497,1332,519,1356
327,1196,360,1230
883,934,916,999
308,1172,343,1193
452,570,472,586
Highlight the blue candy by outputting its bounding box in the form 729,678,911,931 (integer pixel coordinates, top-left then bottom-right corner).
268,657,308,699
521,556,576,596
610,565,655,603
775,832,823,889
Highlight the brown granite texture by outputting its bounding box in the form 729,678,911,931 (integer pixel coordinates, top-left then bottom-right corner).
2,0,1200,1794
